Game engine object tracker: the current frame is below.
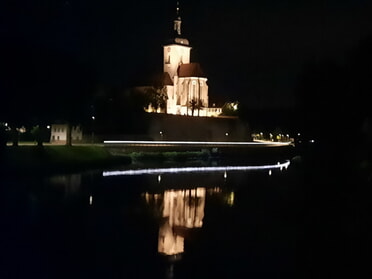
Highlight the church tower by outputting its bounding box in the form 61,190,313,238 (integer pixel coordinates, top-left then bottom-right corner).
157,2,220,117
163,2,191,82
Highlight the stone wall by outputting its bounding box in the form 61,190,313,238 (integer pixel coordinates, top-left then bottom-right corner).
147,114,251,141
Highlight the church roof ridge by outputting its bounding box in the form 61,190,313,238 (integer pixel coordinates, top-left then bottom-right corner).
177,63,206,78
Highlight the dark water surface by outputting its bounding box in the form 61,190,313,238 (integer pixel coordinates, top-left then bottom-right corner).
0,158,366,278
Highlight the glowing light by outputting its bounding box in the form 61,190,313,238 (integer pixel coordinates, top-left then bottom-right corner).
223,171,227,179
47,125,50,129
227,192,234,206
158,174,162,183
89,195,93,205
92,116,95,120
103,140,292,146
269,170,272,176
102,161,290,177
225,132,229,136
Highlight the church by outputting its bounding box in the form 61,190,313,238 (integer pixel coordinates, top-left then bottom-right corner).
135,3,250,142
146,3,222,117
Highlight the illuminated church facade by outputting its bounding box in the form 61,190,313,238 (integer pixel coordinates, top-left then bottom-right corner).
149,3,222,117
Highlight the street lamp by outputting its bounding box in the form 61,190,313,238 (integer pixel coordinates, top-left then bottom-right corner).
91,116,95,143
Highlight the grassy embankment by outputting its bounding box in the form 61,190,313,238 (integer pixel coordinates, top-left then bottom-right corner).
0,145,213,174
0,145,131,174
0,144,298,175
129,150,211,164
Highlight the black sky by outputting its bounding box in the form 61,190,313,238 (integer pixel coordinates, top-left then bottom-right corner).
1,0,372,110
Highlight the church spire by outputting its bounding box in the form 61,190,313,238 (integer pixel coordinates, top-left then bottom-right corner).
174,1,182,36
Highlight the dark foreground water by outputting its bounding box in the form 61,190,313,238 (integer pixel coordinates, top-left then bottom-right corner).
0,158,367,278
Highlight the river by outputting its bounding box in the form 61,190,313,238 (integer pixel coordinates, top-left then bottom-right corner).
0,155,366,278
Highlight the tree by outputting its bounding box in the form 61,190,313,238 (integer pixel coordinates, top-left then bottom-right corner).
146,86,168,113
221,102,239,116
196,99,204,117
189,99,197,116
31,125,49,147
0,124,8,150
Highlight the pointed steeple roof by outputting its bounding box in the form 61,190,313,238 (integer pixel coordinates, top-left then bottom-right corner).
165,1,190,46
174,1,182,36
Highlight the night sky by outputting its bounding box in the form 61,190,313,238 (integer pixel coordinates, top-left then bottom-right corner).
1,0,372,112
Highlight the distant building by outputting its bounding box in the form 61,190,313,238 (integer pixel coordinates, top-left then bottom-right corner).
50,124,83,143
143,2,222,117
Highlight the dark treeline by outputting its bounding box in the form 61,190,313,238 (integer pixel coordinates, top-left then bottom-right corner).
0,40,94,127
0,40,155,142
294,35,372,165
290,37,371,277
238,35,372,168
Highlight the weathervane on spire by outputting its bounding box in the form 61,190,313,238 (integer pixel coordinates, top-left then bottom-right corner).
174,1,182,35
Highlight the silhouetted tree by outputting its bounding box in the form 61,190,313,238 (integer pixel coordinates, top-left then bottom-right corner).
189,99,197,116
196,99,204,117
221,102,239,117
145,86,168,113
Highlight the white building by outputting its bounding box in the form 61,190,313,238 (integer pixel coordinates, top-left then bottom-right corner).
50,124,83,143
147,3,222,117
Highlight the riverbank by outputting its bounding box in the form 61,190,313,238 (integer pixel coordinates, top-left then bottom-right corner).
0,145,132,175
0,145,217,175
0,144,298,175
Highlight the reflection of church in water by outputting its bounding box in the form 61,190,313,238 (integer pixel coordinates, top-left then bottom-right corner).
145,188,206,258
145,186,233,260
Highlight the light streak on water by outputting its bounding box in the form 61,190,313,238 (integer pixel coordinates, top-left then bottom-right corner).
102,160,290,177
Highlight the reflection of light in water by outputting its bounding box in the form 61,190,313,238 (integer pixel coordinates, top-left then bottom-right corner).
224,171,227,179
207,187,222,195
159,188,206,256
47,174,82,196
146,188,206,257
145,187,238,259
227,192,234,206
89,195,93,205
269,170,272,176
158,174,162,183
103,161,290,177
